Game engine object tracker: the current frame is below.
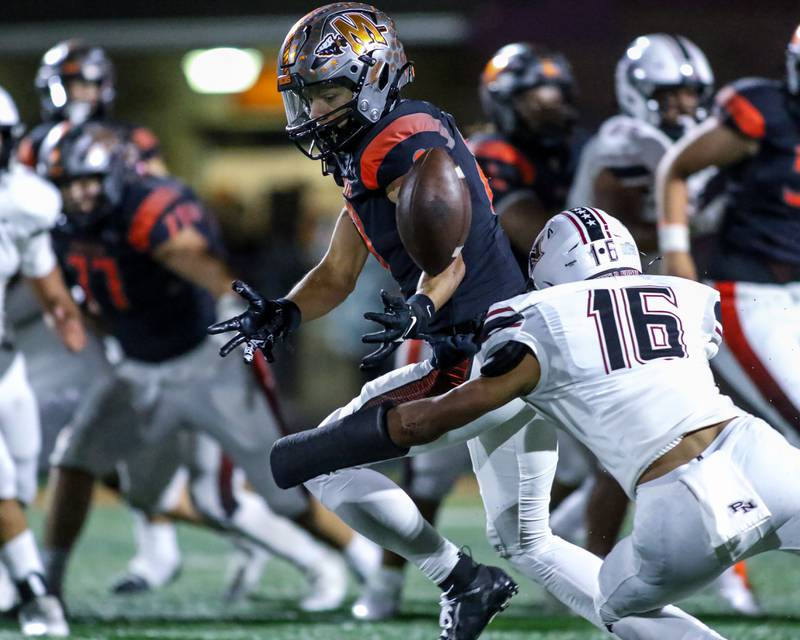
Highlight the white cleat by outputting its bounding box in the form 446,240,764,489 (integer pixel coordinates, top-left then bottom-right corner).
299,554,348,613
351,567,404,621
715,565,762,617
18,595,69,637
223,544,270,603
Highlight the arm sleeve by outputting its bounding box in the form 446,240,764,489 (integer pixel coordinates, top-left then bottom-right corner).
359,111,457,190
20,230,57,279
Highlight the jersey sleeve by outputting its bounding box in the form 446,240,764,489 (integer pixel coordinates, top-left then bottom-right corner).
469,137,536,205
713,79,780,141
700,285,723,360
358,109,457,191
127,184,217,254
19,230,56,279
593,118,669,187
478,301,545,377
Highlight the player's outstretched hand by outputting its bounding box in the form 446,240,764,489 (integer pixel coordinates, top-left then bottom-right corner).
208,280,301,363
360,290,432,370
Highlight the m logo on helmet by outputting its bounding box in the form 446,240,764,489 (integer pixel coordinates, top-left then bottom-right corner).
330,13,388,57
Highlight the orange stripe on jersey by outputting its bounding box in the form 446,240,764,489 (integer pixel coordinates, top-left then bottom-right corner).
470,139,535,185
344,201,389,269
718,89,766,139
360,113,454,190
127,186,182,252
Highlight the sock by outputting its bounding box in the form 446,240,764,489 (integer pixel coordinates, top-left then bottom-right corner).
437,552,479,593
41,548,68,595
307,467,461,586
2,531,45,583
231,492,328,574
365,565,405,594
128,512,181,586
1,531,48,602
344,533,382,581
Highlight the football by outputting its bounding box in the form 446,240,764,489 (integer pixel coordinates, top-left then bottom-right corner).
396,147,472,276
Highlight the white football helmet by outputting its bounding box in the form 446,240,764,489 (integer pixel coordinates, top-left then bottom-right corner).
0,85,22,172
528,207,642,289
615,33,713,128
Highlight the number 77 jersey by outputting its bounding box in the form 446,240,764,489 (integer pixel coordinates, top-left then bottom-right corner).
478,274,742,497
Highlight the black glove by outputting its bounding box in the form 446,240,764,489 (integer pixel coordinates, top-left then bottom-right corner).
429,333,480,370
360,290,435,370
207,280,301,363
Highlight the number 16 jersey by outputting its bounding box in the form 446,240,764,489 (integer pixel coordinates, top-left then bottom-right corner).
479,274,741,497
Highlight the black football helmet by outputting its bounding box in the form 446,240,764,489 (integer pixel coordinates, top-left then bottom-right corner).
36,40,115,124
480,43,577,149
38,122,131,226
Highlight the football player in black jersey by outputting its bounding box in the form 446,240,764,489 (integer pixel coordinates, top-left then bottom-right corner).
470,43,586,269
17,39,165,177
36,122,373,611
211,4,621,638
659,24,800,453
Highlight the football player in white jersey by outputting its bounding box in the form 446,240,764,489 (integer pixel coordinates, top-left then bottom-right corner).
565,34,758,612
0,85,86,636
283,207,800,639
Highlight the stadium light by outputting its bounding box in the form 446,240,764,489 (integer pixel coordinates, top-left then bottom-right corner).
182,47,263,94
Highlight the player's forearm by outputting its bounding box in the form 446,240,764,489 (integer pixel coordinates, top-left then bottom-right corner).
285,261,356,323
162,250,235,299
415,253,465,312
27,267,76,316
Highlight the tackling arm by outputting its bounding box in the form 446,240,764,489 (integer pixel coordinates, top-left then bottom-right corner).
270,351,540,488
655,117,756,279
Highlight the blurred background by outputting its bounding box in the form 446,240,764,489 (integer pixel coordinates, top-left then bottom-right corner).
1,0,796,440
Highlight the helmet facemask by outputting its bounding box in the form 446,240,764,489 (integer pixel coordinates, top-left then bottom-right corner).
278,4,414,168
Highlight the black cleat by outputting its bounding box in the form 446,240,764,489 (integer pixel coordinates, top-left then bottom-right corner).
437,564,518,640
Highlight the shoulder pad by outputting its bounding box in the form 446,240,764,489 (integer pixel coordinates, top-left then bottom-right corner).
595,115,670,171
480,341,532,377
3,165,61,230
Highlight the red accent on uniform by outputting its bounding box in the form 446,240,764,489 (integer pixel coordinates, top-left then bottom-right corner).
783,187,800,208
719,89,766,139
360,114,454,190
403,338,424,365
363,359,472,408
250,351,291,436
217,454,238,518
716,281,800,428
562,212,588,244
471,139,536,185
344,201,390,269
127,186,182,252
486,305,514,318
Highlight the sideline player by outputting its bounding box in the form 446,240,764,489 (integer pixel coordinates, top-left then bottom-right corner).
0,85,82,636
281,208,792,639
211,4,691,638
36,122,369,611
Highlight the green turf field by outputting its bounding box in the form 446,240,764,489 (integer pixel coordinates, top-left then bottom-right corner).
5,487,799,640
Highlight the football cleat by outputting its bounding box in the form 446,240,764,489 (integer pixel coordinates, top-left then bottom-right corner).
438,564,518,640
715,563,762,617
109,562,181,595
299,553,348,613
223,545,270,603
18,595,69,637
351,567,404,621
